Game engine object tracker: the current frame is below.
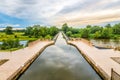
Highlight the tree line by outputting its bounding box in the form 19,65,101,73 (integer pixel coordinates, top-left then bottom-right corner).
24,25,59,39
0,25,59,50
62,23,120,39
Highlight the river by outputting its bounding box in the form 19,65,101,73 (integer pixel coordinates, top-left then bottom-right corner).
18,33,102,80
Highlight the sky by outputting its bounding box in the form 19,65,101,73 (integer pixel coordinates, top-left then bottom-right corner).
0,0,120,28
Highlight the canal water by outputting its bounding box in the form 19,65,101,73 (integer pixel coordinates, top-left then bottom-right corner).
18,33,102,80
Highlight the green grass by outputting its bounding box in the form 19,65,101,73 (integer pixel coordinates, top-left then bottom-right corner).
0,47,25,52
0,32,37,41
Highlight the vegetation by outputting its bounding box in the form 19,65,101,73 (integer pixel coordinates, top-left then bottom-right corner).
4,26,13,34
62,23,120,39
24,25,59,39
0,25,59,51
0,39,23,50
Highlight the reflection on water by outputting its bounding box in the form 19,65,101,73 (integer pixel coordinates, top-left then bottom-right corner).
19,40,28,46
18,33,102,80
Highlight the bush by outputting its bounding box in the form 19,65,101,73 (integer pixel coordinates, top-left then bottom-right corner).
45,35,52,40
0,39,23,50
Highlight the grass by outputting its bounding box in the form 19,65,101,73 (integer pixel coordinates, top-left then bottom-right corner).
0,32,37,41
0,59,9,66
0,47,25,52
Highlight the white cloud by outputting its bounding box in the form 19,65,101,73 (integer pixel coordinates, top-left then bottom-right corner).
0,23,20,27
0,0,120,27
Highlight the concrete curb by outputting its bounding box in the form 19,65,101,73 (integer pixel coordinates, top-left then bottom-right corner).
68,41,110,80
61,32,109,80
7,41,54,80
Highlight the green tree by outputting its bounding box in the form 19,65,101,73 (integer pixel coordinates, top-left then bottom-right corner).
112,23,120,34
86,25,92,28
105,24,111,28
49,26,59,36
94,31,101,39
89,26,102,34
45,35,52,40
24,26,33,36
66,31,72,37
81,29,89,38
0,39,22,50
62,23,69,33
4,26,13,34
101,28,112,39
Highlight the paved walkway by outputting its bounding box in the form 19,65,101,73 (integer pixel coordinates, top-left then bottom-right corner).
0,41,54,80
68,41,120,80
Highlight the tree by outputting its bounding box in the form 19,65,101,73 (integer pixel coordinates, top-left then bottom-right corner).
45,35,52,40
94,31,101,39
0,39,22,50
24,26,33,36
86,25,92,28
4,26,13,34
112,23,120,34
49,26,59,36
66,31,72,37
62,23,69,33
100,28,112,39
105,24,111,28
89,26,102,34
81,29,89,38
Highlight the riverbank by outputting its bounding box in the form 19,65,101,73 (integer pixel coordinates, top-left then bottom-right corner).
68,40,120,80
0,40,54,80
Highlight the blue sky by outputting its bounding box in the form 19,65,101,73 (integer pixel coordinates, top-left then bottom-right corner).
0,0,120,28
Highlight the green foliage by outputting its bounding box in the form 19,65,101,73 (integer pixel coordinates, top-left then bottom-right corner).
66,31,72,37
49,26,59,36
94,31,101,39
24,26,33,36
24,25,59,38
45,35,52,40
0,39,23,50
100,28,112,39
71,34,81,38
112,23,120,34
62,23,69,33
105,24,111,28
4,26,13,34
63,23,120,39
81,29,89,38
89,26,102,34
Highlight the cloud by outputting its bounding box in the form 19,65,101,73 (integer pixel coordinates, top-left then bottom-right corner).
0,0,120,27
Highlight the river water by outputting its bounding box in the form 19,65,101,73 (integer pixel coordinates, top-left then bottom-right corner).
18,33,102,80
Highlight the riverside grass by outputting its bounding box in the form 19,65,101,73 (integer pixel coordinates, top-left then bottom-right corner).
0,32,37,41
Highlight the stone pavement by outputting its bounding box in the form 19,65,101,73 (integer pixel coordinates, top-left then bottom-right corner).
0,41,54,80
68,41,120,80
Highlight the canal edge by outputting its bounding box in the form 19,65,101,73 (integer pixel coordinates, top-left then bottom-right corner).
67,41,110,80
7,41,55,80
61,32,109,80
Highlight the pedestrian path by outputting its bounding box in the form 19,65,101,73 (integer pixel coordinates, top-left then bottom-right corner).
68,40,120,80
0,41,54,80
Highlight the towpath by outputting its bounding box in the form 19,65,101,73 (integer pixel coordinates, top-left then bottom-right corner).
0,41,54,80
